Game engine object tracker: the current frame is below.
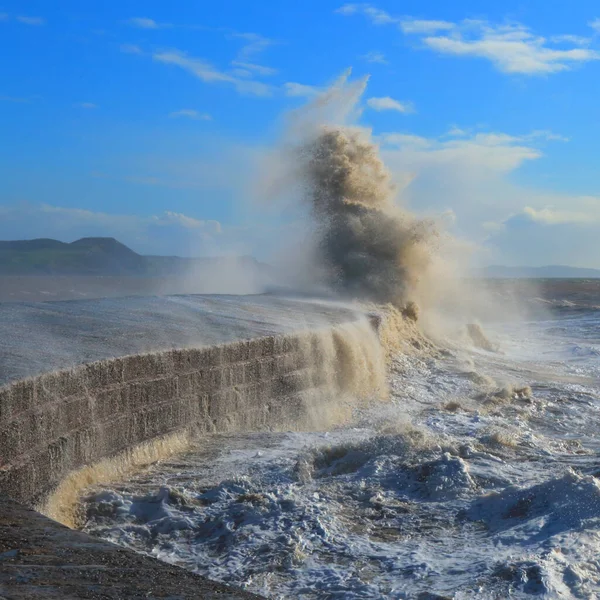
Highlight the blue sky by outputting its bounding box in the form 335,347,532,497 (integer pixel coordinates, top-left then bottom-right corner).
2,0,600,266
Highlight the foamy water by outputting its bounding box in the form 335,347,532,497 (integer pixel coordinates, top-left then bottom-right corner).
81,297,600,599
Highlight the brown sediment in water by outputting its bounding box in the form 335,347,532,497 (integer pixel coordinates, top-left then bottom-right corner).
41,430,193,528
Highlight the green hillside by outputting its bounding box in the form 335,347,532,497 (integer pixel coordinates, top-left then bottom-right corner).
0,237,271,277
0,238,148,275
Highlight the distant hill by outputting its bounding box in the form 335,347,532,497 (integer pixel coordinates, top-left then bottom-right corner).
0,237,271,277
476,265,600,279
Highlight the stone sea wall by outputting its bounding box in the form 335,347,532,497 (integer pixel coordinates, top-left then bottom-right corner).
0,317,383,510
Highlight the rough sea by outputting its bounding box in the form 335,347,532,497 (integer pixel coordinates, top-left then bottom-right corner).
81,280,600,599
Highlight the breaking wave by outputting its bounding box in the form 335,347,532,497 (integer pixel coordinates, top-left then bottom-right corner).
299,126,437,309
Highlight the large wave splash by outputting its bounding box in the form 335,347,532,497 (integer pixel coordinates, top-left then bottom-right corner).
298,126,437,309
260,71,445,318
261,71,539,337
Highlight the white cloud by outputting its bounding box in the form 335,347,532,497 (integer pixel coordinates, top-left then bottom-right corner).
231,32,276,59
153,211,222,232
126,17,167,29
482,199,600,267
153,50,272,96
446,125,468,137
120,44,143,55
551,34,591,46
336,5,452,33
370,122,600,267
231,61,277,76
283,82,321,97
168,109,212,121
16,15,44,26
420,22,599,75
521,204,600,225
526,129,570,142
335,4,362,16
361,51,388,64
335,4,395,25
230,67,252,78
381,133,431,148
338,6,599,75
74,102,98,109
381,128,544,173
367,96,414,113
399,18,454,34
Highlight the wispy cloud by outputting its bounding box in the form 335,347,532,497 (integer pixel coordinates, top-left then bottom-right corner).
399,18,454,34
0,13,8,21
335,4,395,25
420,22,599,74
74,102,98,109
152,211,221,231
375,125,587,266
380,127,551,173
482,197,600,267
153,50,272,96
518,205,600,225
367,96,414,113
125,17,169,29
231,32,276,59
526,129,570,142
551,34,591,46
16,15,45,26
283,82,321,97
120,44,143,55
380,133,431,148
336,3,453,33
337,5,599,75
231,61,278,76
361,50,388,64
168,109,212,121
446,125,468,137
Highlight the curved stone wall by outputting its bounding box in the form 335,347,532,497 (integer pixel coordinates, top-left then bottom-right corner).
0,317,384,511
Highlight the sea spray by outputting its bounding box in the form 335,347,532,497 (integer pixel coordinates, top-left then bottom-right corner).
37,318,387,526
40,430,194,528
260,71,443,316
299,126,437,309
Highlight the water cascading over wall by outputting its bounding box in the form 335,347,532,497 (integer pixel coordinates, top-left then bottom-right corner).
0,317,385,524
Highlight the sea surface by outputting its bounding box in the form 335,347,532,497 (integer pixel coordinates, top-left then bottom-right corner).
76,280,600,599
